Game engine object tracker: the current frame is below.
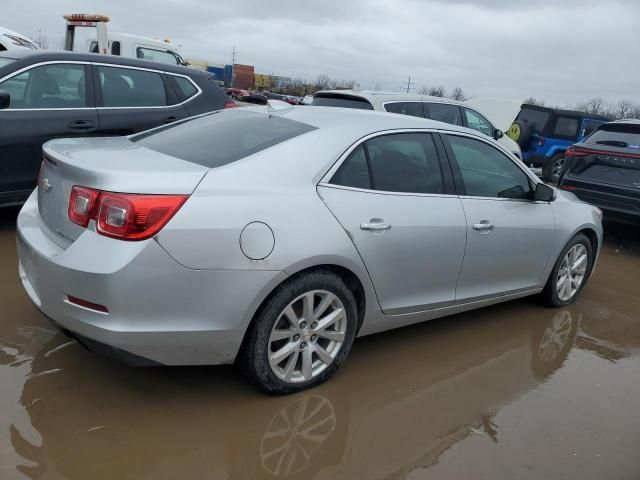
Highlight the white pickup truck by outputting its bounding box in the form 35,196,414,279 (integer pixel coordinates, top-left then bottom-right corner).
87,32,186,66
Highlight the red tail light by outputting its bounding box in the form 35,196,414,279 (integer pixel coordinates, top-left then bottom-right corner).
566,145,640,159
68,186,187,241
223,102,238,108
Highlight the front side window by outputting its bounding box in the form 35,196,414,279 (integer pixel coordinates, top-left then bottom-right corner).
0,63,86,109
553,116,579,138
331,133,445,194
384,102,425,118
464,108,493,137
447,135,532,199
136,47,179,65
425,103,462,126
98,66,167,107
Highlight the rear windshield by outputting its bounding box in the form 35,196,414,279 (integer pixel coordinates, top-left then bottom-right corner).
585,124,640,150
515,108,551,133
133,110,316,167
313,94,374,110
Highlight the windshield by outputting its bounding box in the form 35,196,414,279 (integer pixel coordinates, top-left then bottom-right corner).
133,110,316,167
515,108,550,133
585,124,640,149
313,94,373,110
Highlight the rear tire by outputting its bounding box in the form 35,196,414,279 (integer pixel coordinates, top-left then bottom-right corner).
542,233,593,307
543,153,565,183
238,270,358,395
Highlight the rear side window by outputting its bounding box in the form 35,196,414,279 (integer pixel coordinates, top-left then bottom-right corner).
98,66,167,107
516,108,550,133
133,110,316,167
425,103,462,126
312,95,373,110
172,76,198,100
553,116,579,138
586,124,640,149
384,102,424,118
331,133,444,194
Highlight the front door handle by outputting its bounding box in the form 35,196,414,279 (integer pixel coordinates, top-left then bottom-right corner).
360,219,391,231
68,120,96,131
473,220,495,232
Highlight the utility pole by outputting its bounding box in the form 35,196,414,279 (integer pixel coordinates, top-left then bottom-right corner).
403,76,415,93
231,45,236,88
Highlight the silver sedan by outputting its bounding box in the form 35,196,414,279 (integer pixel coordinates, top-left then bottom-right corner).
17,104,602,394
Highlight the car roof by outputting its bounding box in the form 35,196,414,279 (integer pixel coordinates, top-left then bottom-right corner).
314,89,463,106
243,103,477,138
520,103,610,121
0,49,206,77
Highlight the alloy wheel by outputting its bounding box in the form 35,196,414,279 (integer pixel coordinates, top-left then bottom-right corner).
556,244,588,301
268,290,347,383
552,156,565,183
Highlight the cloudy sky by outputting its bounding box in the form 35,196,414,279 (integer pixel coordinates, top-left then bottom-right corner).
4,0,639,106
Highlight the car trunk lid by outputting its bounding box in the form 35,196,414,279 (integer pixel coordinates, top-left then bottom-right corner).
564,145,640,190
38,136,209,247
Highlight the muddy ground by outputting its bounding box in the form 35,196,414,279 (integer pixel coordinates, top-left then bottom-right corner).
1,206,639,479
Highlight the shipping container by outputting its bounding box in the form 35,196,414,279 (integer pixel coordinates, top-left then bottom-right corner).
233,64,255,90
206,66,226,83
254,73,272,90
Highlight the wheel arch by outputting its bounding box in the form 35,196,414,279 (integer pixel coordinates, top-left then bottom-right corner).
236,259,376,362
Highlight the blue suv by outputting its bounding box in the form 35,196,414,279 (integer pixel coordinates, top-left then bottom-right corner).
507,104,609,182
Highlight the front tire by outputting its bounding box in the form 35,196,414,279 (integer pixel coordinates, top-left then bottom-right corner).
239,271,358,395
542,234,593,307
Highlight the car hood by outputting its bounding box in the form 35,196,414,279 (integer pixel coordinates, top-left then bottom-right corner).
465,97,522,132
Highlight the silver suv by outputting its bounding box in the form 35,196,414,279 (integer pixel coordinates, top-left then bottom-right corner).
313,90,522,159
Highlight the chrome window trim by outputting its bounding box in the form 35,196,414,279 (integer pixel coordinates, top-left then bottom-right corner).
0,60,202,111
317,182,459,200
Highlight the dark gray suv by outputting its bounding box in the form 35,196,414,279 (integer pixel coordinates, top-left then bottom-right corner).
0,49,235,206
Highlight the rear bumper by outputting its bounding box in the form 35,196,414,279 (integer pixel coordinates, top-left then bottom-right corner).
16,191,287,366
559,180,640,219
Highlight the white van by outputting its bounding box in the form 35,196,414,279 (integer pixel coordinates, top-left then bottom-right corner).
0,27,40,52
313,90,522,159
86,32,186,66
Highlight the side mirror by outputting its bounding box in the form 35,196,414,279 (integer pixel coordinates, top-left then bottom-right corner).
493,129,504,140
534,183,555,202
0,91,9,110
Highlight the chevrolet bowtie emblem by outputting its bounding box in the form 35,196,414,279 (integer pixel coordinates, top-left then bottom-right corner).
42,177,52,193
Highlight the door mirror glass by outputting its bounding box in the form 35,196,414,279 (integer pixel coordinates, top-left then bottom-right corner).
493,129,504,140
0,90,9,109
534,183,555,202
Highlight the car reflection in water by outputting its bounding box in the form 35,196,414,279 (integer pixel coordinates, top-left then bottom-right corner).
7,303,582,479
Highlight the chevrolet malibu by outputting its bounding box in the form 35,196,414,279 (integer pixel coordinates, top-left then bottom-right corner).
16,105,602,394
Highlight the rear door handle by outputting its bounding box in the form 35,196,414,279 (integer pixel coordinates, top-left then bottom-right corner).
68,120,96,131
473,220,495,232
163,116,179,124
360,220,391,231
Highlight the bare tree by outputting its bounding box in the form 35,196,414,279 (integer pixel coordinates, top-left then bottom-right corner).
449,87,466,101
315,74,331,91
524,97,545,106
616,99,634,119
576,97,605,115
417,86,430,95
428,86,446,97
